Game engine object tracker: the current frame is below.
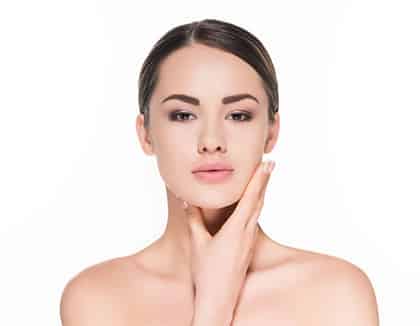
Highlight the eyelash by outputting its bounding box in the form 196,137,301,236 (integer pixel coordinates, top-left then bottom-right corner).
169,111,253,122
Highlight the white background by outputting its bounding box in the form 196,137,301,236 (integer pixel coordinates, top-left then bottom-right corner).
0,0,419,324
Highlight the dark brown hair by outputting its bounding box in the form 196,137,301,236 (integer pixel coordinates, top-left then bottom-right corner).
138,18,279,129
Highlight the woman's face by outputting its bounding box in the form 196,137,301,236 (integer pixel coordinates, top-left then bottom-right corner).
137,43,279,209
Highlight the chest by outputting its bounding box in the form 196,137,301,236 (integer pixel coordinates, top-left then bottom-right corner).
120,282,310,326
113,256,323,326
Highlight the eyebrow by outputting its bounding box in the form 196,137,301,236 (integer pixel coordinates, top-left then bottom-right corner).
160,93,260,105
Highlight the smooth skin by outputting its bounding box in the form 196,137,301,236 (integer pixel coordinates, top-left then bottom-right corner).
187,160,274,326
60,43,379,326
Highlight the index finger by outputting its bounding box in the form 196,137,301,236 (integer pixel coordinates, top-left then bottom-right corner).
227,160,274,229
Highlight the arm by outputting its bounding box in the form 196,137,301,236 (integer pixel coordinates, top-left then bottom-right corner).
315,262,380,326
183,161,274,326
59,272,115,326
190,293,236,326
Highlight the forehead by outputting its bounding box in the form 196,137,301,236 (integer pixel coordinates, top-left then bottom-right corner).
152,43,267,105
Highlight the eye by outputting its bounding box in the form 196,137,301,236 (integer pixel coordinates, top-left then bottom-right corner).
168,110,253,122
169,111,195,121
228,112,252,121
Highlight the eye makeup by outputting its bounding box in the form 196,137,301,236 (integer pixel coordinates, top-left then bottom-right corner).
168,110,254,122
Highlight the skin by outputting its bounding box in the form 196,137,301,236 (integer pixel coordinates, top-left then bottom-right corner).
60,43,380,326
186,160,275,326
135,43,281,284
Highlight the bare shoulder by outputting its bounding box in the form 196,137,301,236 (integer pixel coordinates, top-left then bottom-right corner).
60,256,137,326
291,248,380,325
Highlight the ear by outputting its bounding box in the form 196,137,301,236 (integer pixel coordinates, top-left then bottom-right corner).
135,114,155,156
264,112,280,154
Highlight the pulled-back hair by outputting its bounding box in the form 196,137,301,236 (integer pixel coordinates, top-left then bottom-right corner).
138,18,279,129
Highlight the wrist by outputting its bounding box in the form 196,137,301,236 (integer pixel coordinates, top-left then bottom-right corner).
192,295,234,326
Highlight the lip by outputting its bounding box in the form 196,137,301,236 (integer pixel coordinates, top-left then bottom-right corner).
192,170,234,183
192,162,234,173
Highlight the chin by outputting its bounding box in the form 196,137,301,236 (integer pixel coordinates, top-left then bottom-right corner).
166,174,244,208
188,191,240,210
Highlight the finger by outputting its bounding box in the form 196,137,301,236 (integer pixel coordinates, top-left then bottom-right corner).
183,201,211,246
243,226,259,274
223,160,270,233
245,162,274,231
228,160,275,229
245,185,266,232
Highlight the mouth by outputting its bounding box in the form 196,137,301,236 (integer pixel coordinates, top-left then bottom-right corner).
192,169,234,183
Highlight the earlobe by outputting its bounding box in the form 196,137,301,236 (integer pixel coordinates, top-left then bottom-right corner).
264,113,280,153
264,136,274,153
136,114,155,156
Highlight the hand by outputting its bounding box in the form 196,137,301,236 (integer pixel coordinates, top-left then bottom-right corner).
182,160,275,314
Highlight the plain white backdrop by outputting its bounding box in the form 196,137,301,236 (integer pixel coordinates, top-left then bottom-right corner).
0,0,419,324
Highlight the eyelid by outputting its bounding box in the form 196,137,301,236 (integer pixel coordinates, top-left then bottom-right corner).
168,109,254,121
170,108,253,115
227,111,253,118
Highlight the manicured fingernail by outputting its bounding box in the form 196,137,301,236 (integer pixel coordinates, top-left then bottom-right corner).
268,161,276,174
262,161,271,174
262,161,269,173
267,161,273,174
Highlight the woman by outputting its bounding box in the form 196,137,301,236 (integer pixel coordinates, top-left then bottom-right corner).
60,19,379,325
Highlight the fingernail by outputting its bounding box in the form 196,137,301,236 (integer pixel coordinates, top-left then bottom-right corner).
263,160,272,174
265,161,271,174
182,201,189,209
261,161,268,173
268,161,276,174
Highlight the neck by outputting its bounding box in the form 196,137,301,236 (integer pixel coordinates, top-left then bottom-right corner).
157,185,271,282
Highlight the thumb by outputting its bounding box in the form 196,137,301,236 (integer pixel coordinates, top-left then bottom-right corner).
183,201,211,246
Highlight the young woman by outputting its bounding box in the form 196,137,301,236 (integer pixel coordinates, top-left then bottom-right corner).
60,19,379,326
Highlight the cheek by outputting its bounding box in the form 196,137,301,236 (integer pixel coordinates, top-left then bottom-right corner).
156,157,190,202
150,122,266,205
153,141,193,193
229,126,266,160
156,151,188,181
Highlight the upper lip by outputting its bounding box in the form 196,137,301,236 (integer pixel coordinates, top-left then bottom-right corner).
192,162,234,173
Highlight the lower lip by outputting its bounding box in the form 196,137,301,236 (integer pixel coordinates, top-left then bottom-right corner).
193,170,234,183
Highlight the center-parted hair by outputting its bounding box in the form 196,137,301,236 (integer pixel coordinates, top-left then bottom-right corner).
138,18,279,129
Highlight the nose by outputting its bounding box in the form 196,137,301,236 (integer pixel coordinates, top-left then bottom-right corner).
197,121,227,154
199,143,225,153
